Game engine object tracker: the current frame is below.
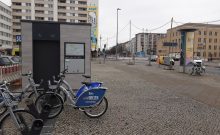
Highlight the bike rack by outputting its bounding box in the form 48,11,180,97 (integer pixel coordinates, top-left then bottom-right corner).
25,98,52,135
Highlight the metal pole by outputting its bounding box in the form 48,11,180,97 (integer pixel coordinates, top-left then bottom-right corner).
116,8,121,60
169,17,173,57
148,31,152,66
100,35,102,57
129,20,134,63
169,17,173,69
143,28,145,57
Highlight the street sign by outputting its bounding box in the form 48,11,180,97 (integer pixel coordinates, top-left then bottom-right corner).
16,35,22,42
163,42,177,47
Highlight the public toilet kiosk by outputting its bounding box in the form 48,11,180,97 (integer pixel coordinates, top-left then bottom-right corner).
21,20,91,89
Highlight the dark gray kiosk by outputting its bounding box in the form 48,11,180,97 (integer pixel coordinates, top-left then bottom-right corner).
21,20,91,89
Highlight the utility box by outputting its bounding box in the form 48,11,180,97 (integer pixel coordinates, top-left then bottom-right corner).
21,20,91,89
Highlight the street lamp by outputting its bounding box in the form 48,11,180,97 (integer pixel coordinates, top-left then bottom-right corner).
116,8,121,60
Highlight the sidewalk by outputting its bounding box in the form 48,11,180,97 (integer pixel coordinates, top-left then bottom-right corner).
51,60,220,135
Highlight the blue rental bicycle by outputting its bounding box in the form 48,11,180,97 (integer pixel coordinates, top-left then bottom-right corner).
35,69,108,119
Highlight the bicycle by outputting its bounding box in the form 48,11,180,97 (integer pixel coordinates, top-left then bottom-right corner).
0,72,43,116
0,81,38,135
35,69,108,119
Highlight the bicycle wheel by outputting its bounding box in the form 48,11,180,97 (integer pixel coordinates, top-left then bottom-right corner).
35,92,64,119
83,97,108,118
0,109,37,135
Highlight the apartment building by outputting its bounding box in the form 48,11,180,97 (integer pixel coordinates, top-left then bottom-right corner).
12,0,88,47
0,1,12,49
157,23,220,60
135,33,166,56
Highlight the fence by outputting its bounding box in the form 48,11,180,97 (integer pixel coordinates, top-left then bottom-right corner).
0,64,22,82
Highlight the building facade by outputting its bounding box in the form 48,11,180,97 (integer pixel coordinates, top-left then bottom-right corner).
12,0,88,47
157,23,220,60
135,33,166,56
0,1,12,49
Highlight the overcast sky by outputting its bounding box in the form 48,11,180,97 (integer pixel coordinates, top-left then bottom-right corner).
1,0,220,48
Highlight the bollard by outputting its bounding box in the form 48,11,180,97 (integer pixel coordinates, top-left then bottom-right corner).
39,104,51,121
29,119,44,135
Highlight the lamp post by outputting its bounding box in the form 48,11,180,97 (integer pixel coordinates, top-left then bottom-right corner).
116,8,121,60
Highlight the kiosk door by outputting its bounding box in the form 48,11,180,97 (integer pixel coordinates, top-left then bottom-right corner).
33,40,60,87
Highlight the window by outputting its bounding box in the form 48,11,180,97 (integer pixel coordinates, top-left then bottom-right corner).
214,45,217,50
209,45,211,50
78,1,87,5
214,52,217,57
70,0,75,3
209,31,212,36
78,7,86,11
214,39,217,43
13,2,21,6
204,38,206,43
26,9,31,13
79,20,86,23
35,10,44,14
35,4,44,7
209,38,212,43
198,31,201,35
204,31,207,35
26,3,31,6
26,16,31,20
48,17,53,21
13,16,21,19
198,38,201,42
215,32,218,36
48,4,53,8
79,14,87,17
35,17,44,20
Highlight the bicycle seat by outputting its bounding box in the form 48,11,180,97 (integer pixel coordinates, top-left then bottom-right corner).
82,75,91,79
81,82,91,86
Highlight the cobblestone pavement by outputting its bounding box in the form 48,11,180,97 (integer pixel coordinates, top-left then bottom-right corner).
52,60,220,135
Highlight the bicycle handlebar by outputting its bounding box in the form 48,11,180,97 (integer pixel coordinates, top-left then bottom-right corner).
61,68,68,74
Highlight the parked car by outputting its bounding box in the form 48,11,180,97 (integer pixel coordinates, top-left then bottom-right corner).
1,55,20,64
150,55,158,62
0,56,13,66
9,56,21,64
159,56,174,65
